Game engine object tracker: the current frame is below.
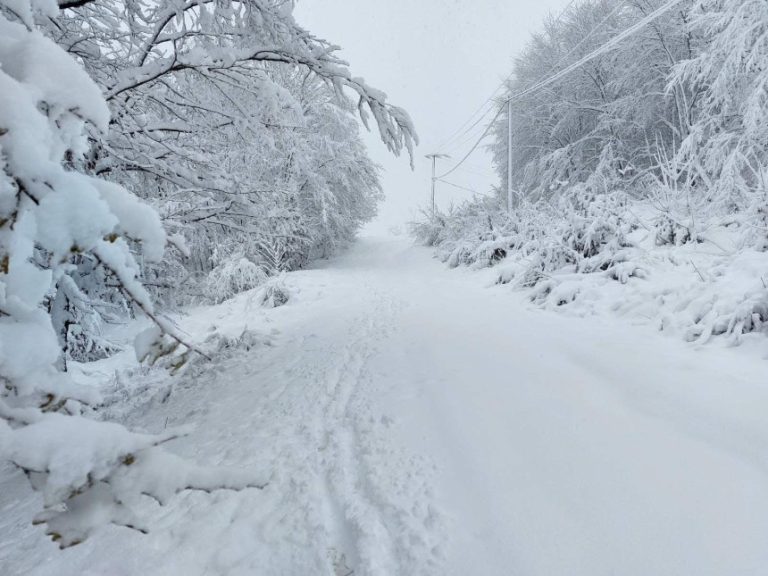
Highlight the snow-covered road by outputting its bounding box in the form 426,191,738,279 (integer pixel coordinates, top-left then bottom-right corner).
4,236,768,576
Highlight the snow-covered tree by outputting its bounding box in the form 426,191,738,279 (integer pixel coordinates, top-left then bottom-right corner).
671,0,768,213
492,0,694,202
0,0,267,548
2,0,416,548
46,0,397,305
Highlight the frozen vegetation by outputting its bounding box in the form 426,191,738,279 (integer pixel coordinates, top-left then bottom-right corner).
0,0,413,553
412,0,768,348
1,0,768,574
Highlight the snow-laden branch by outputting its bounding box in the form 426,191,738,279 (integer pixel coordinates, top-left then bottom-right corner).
99,0,417,162
1,0,267,548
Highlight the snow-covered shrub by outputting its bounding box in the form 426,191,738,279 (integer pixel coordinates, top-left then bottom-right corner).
654,214,693,247
205,255,268,305
686,290,768,344
412,186,646,306
509,189,639,288
259,277,291,309
207,328,269,354
408,212,447,247
411,196,516,269
413,190,768,346
741,185,768,252
562,189,638,273
50,273,123,365
0,2,260,548
669,249,768,344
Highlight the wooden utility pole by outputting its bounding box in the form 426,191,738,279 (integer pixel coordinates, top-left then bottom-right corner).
507,98,514,214
425,153,450,218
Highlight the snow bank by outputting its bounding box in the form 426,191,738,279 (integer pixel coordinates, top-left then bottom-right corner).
413,191,768,347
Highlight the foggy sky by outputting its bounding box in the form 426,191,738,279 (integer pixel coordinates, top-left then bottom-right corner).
294,0,574,232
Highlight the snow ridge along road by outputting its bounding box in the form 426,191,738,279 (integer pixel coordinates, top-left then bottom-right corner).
2,235,768,576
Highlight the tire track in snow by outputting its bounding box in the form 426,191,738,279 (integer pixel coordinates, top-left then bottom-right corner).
312,286,444,576
319,289,400,575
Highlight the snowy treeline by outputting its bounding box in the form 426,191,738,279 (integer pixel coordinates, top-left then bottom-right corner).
414,0,768,343
44,0,417,357
494,0,767,207
1,0,413,548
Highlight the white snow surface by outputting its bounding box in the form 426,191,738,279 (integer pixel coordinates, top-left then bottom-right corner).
2,235,768,575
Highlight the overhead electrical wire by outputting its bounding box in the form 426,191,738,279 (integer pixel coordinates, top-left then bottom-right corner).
436,179,478,195
434,0,582,153
548,0,630,72
435,1,618,174
442,118,496,155
435,0,688,181
454,165,497,179
440,106,499,155
434,94,501,153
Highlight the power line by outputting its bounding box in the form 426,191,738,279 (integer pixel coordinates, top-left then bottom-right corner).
436,108,504,180
505,0,687,105
434,95,501,153
435,0,581,153
442,115,498,155
436,179,478,195
439,102,500,154
436,0,688,181
548,0,629,72
441,0,627,157
435,0,619,175
454,165,497,179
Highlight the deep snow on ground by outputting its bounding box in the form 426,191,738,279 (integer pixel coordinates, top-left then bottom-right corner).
2,235,768,575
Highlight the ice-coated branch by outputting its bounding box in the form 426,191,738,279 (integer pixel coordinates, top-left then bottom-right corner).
100,0,417,162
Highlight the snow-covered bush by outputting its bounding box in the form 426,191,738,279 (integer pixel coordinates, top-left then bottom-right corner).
0,2,261,548
411,196,516,269
205,255,268,305
50,273,123,365
259,276,291,309
412,188,768,344
408,211,450,247
418,186,639,282
560,188,637,273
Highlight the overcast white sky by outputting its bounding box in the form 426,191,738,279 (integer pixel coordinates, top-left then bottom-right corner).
295,0,573,232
